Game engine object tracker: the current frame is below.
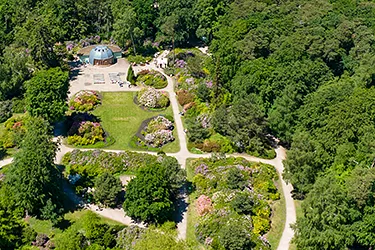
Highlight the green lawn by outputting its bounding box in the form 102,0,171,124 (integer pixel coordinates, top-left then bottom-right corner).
266,177,286,249
91,92,180,153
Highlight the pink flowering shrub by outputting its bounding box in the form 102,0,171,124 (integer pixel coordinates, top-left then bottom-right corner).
67,121,105,146
69,91,101,112
196,195,213,216
138,88,169,109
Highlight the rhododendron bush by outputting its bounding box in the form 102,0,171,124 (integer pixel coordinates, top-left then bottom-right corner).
196,195,212,216
67,120,105,146
69,90,101,112
143,116,174,147
137,88,169,109
136,69,167,89
189,157,280,249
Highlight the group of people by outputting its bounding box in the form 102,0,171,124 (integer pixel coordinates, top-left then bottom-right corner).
111,80,131,88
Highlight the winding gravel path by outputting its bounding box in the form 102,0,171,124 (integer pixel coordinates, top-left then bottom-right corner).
0,52,296,249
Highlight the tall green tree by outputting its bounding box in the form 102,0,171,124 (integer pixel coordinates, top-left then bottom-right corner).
25,67,69,123
112,6,142,53
212,96,268,155
93,173,122,207
0,205,26,249
292,174,358,249
123,161,184,224
5,117,63,218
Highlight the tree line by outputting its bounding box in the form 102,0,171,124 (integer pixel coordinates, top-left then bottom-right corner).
208,0,375,248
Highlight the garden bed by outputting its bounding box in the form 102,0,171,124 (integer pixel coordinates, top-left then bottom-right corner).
132,115,175,151
133,89,170,111
135,69,167,89
185,157,281,249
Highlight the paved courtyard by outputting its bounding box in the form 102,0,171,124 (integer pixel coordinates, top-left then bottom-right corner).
69,58,140,97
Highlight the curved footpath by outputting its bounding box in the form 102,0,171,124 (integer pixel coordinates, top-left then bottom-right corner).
0,54,296,249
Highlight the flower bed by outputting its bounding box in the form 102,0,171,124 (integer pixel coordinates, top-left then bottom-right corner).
189,157,280,249
67,121,105,146
136,69,167,89
63,149,164,177
66,113,105,146
136,116,175,148
62,149,174,193
69,90,101,112
137,88,169,109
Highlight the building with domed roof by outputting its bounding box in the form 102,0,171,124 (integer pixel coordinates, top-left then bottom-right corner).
89,45,113,65
77,45,122,65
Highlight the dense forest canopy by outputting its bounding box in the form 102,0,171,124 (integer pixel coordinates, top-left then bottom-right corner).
1,0,375,248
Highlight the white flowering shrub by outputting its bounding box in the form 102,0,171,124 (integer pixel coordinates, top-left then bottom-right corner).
138,88,169,108
143,116,175,147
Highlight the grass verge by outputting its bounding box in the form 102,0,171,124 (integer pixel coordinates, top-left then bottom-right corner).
266,177,286,249
185,158,206,249
289,200,303,250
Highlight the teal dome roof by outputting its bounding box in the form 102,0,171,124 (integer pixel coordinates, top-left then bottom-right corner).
89,45,114,64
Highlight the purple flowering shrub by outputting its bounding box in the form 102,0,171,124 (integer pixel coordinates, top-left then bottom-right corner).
69,91,101,112
190,157,279,248
175,59,187,68
143,116,175,147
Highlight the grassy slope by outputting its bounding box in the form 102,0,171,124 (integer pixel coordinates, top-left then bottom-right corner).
92,92,180,153
266,177,286,249
289,200,303,250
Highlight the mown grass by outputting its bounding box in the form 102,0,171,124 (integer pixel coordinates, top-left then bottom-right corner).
266,177,286,249
90,92,180,153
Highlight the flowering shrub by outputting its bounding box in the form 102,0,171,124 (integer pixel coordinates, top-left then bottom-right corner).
176,90,195,106
146,116,173,132
69,91,101,112
205,80,213,88
196,195,213,216
144,130,174,148
143,116,175,147
67,121,105,146
62,149,173,190
175,59,186,68
79,35,101,47
2,115,30,148
195,163,209,176
138,88,169,109
136,69,167,89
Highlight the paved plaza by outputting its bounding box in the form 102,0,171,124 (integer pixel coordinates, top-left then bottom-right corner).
69,58,140,97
